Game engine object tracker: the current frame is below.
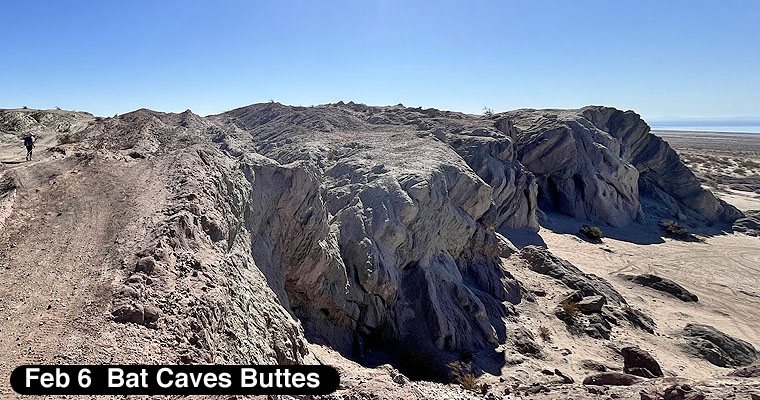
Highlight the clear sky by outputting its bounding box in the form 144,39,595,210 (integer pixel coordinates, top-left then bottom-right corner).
1,1,759,119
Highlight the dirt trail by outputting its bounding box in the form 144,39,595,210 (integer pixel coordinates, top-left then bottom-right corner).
0,149,163,396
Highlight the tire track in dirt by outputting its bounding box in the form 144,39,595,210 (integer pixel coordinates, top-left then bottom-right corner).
0,154,159,396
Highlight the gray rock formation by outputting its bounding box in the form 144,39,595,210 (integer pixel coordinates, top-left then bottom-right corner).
575,295,606,313
733,210,760,236
501,107,741,226
518,246,626,305
727,364,760,377
0,103,741,376
620,274,699,302
682,323,758,367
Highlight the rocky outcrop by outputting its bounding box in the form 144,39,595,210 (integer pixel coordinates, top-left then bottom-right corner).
620,274,699,302
641,384,706,400
727,364,760,377
575,295,606,313
2,103,741,377
621,346,663,378
733,210,760,236
582,372,644,386
84,104,541,372
682,323,758,367
518,246,626,305
501,107,741,226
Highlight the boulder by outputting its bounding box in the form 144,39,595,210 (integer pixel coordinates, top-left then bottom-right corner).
554,368,574,384
727,364,760,377
582,372,644,386
682,323,758,367
662,384,706,400
621,274,698,302
622,346,663,378
576,295,607,313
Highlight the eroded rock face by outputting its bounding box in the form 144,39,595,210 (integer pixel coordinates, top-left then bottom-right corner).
85,104,538,369
9,103,738,372
212,104,530,361
501,107,741,226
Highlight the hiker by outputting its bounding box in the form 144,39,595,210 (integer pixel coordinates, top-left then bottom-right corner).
24,133,35,161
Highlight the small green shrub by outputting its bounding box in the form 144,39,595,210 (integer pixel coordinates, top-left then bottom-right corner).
580,225,604,240
483,107,494,117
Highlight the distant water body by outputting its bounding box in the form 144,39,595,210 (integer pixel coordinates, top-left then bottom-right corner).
648,120,760,134
650,125,760,134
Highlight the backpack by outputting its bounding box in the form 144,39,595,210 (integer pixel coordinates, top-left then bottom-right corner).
24,136,33,146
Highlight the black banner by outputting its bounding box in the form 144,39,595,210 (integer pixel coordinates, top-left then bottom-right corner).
10,365,339,395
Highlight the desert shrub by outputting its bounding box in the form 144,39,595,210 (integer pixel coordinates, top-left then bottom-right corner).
538,326,552,341
57,133,74,145
580,225,603,240
447,361,478,391
660,220,688,236
561,300,579,316
483,107,494,117
22,105,28,109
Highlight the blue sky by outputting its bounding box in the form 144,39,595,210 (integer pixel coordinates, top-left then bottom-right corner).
1,1,759,119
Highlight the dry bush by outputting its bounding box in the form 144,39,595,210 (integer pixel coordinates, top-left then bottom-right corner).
660,220,688,236
538,326,552,341
561,300,579,316
483,107,494,117
447,361,478,391
57,133,74,145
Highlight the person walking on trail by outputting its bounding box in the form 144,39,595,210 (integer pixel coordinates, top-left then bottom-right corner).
24,133,36,161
